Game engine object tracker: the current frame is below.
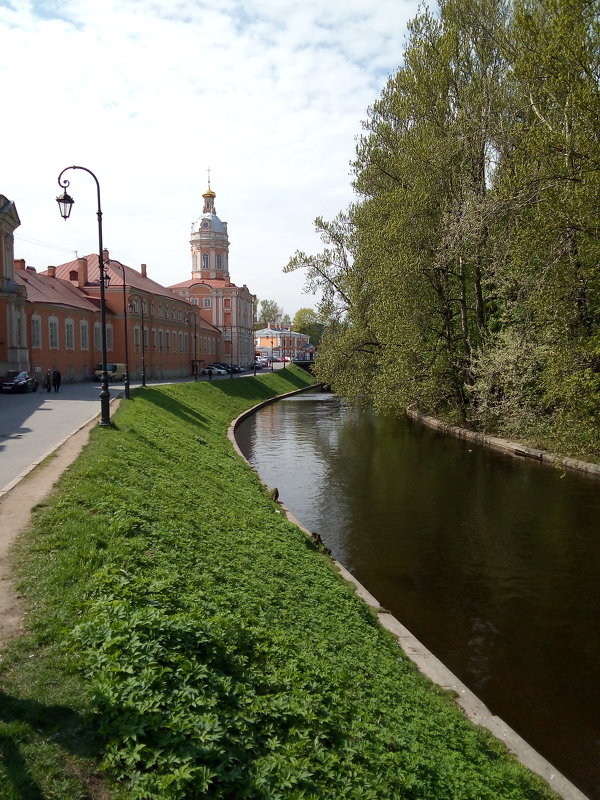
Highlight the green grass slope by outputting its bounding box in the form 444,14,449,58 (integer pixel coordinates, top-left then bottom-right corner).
0,368,557,799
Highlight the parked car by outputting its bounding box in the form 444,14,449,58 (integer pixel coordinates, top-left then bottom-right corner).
94,362,127,381
2,370,38,393
201,364,227,375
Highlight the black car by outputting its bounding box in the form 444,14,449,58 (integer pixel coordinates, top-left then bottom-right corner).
2,370,38,393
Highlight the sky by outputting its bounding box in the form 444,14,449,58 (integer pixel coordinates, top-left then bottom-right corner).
2,0,419,317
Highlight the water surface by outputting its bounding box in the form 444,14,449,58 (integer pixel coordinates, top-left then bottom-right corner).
236,391,600,798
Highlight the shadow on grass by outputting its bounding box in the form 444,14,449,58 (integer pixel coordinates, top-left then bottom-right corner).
131,388,209,429
134,372,316,419
0,691,101,799
210,370,317,402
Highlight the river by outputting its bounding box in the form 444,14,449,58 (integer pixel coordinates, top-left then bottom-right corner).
235,389,600,799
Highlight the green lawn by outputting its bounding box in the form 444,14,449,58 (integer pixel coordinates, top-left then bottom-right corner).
0,367,558,799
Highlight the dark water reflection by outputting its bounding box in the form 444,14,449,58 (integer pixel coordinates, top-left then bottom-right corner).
235,391,600,798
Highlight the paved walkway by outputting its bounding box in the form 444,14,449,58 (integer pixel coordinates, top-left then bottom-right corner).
0,413,100,646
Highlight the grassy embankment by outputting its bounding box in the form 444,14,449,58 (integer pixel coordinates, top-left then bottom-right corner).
0,367,559,799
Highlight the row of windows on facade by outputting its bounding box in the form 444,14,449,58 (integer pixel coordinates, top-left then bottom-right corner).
129,296,226,318
30,316,216,355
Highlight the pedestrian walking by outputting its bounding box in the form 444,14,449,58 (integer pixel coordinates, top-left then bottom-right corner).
52,369,62,393
44,369,52,393
207,367,213,381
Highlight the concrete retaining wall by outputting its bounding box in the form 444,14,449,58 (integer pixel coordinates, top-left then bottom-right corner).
406,407,600,479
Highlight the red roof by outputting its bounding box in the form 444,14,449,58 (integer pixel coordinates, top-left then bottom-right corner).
50,255,188,302
14,269,99,312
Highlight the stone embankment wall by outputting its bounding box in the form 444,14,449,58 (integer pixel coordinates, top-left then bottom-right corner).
406,407,600,479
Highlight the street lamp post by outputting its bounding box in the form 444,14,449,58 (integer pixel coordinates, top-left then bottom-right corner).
184,311,198,380
111,259,130,399
128,293,146,387
57,165,110,426
223,325,234,378
270,335,274,371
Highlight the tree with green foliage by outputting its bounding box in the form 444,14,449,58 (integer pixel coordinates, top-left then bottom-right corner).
257,299,283,326
285,0,599,459
292,308,323,345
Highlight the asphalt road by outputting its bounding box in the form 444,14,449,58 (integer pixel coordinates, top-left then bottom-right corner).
0,381,119,494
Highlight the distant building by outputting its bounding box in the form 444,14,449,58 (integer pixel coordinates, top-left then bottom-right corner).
1,184,258,381
170,184,256,367
254,324,314,361
46,251,220,380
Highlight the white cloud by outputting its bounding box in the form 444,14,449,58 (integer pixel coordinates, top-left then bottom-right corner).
3,0,419,314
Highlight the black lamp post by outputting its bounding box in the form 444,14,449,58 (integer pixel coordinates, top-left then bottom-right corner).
128,293,146,387
57,166,110,426
184,311,198,380
223,324,234,378
270,335,274,371
110,259,130,398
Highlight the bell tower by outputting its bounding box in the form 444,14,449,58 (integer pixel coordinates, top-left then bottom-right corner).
190,179,229,281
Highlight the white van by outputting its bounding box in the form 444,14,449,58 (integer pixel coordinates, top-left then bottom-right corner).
94,363,127,381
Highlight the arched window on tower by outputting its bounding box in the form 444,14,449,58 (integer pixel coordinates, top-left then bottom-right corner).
202,253,209,269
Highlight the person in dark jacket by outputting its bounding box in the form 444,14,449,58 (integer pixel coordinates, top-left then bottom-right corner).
44,370,52,392
52,369,62,392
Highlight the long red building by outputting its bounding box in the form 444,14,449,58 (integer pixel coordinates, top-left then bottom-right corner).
1,186,257,382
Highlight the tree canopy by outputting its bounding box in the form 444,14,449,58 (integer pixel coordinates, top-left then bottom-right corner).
285,0,600,460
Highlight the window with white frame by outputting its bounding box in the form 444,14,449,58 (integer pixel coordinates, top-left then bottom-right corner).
106,324,113,351
216,254,222,270
80,320,89,350
49,317,59,349
202,253,209,269
94,322,101,350
134,326,140,350
203,298,211,309
152,329,157,350
65,318,74,350
165,331,171,351
158,330,163,350
31,315,42,349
